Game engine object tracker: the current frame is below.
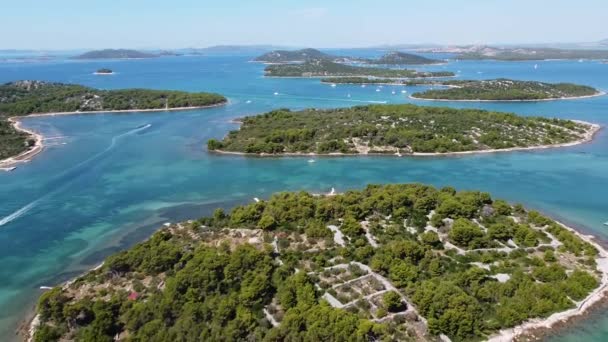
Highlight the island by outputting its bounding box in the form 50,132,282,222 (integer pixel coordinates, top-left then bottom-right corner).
366,51,443,65
410,79,602,101
435,46,608,61
321,77,436,86
94,68,114,75
254,48,336,63
264,60,455,78
0,81,227,170
71,49,159,60
207,104,599,155
28,183,608,342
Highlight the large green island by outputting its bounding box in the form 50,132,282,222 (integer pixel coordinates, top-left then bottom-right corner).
410,79,602,101
0,81,226,169
207,104,599,155
254,48,337,63
29,183,608,341
264,60,454,78
366,51,443,65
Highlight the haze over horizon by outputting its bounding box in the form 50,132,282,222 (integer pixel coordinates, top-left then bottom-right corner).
1,0,607,50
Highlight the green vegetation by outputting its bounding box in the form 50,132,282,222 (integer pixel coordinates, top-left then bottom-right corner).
207,104,592,155
95,68,113,74
455,46,608,61
321,77,431,85
72,49,158,59
412,79,599,101
0,81,226,162
0,81,226,115
368,51,442,65
264,59,454,78
254,48,336,63
0,119,33,160
34,183,602,341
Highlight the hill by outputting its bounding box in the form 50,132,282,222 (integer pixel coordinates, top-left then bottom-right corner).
71,49,159,59
254,48,335,63
30,183,605,341
207,104,596,155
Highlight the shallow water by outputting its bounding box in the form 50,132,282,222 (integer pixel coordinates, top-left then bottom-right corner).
1,52,607,340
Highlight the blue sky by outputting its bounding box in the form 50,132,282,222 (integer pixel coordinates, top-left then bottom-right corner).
1,0,606,49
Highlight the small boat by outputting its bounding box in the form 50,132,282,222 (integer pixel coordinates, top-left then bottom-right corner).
253,197,260,203
307,159,316,163
401,90,407,94
347,93,351,98
391,91,396,95
273,92,279,96
376,88,381,92
40,286,53,290
330,84,337,88
534,64,538,70
604,221,608,226
246,100,252,104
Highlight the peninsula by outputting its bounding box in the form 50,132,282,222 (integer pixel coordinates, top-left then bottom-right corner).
0,81,227,168
207,104,599,156
411,79,602,101
264,60,454,78
28,184,608,342
71,49,158,60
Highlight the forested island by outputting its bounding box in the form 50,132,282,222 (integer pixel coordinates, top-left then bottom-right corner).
94,68,113,75
367,51,443,65
30,183,608,341
322,77,427,85
72,49,159,59
411,79,601,101
0,81,226,168
207,104,597,155
265,60,454,78
254,48,336,63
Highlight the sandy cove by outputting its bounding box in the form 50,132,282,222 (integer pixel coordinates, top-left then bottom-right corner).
0,102,227,170
409,90,606,102
211,120,601,158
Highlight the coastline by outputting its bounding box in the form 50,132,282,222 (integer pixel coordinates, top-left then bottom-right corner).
409,90,606,103
19,207,608,341
0,101,227,170
487,221,608,342
210,121,601,158
264,74,457,80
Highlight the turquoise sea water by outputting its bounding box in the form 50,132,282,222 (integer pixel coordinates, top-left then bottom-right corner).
1,52,608,340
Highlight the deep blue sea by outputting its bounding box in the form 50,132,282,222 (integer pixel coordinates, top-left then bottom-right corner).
1,51,607,340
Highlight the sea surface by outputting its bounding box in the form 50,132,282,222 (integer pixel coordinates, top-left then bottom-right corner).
0,51,607,341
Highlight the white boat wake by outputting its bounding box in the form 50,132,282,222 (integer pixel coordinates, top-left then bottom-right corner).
0,124,151,227
0,200,40,226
